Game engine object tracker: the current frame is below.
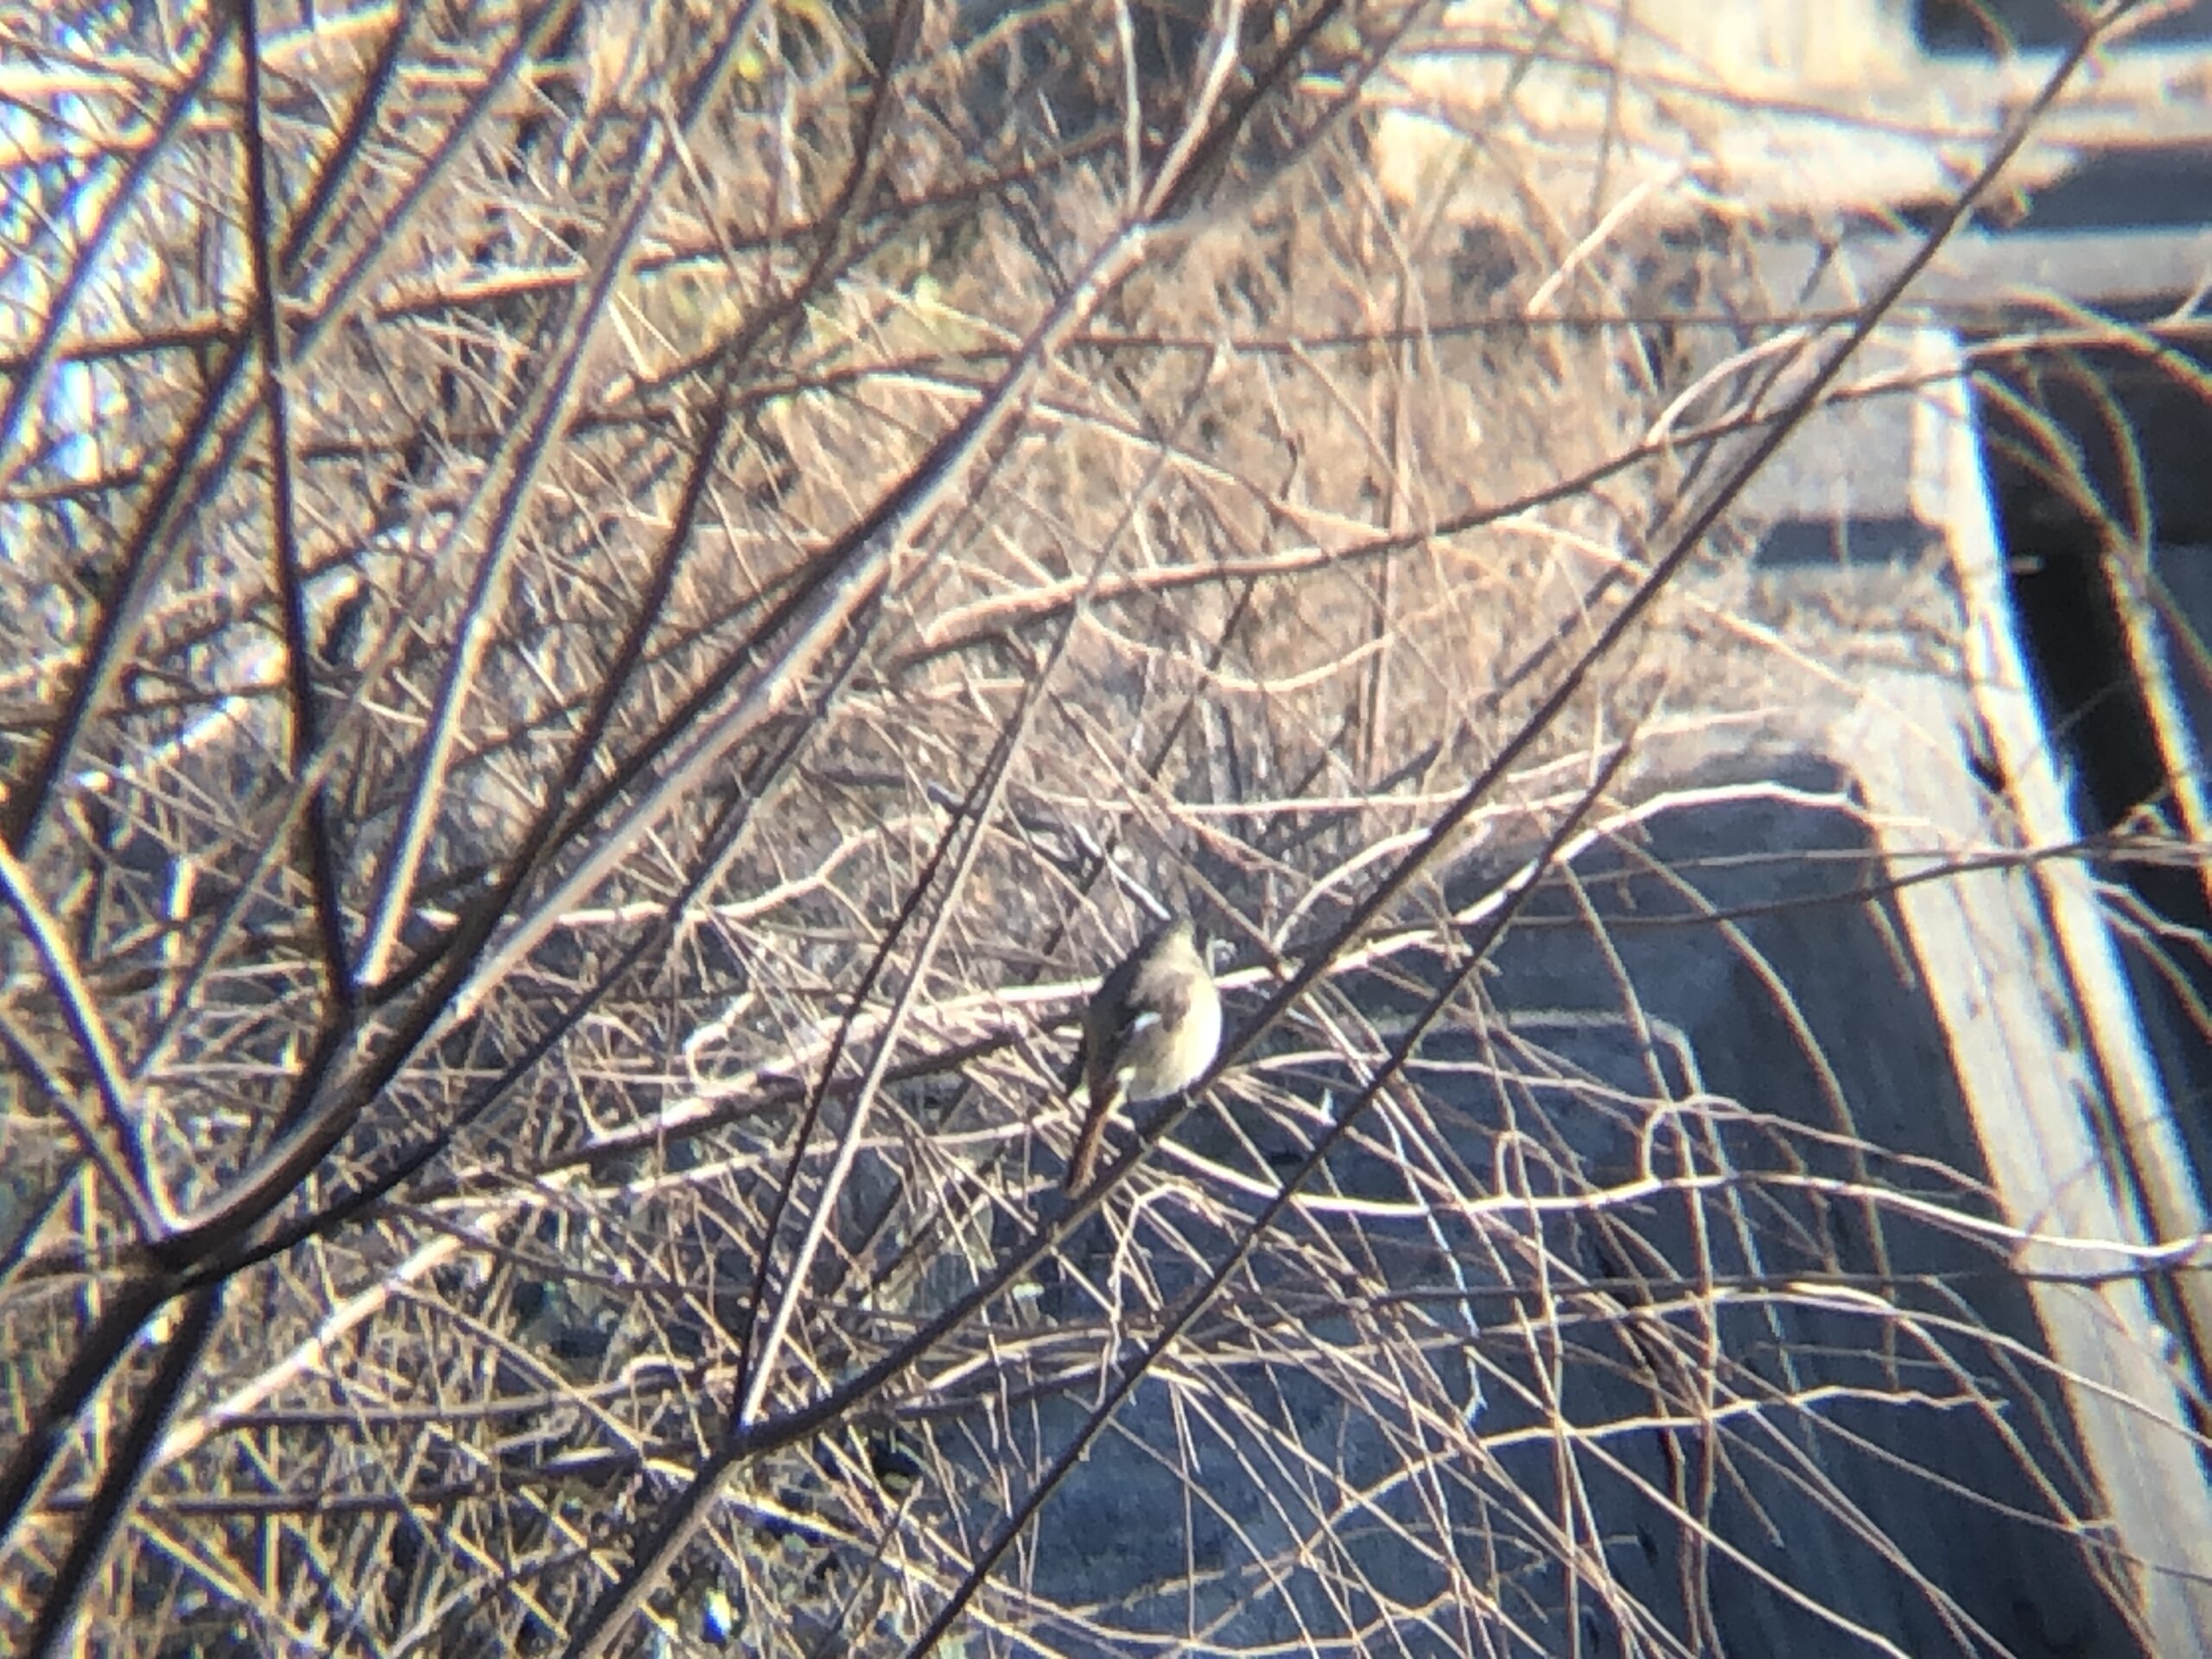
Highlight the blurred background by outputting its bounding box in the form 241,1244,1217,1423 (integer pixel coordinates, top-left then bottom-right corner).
3,2,2212,1653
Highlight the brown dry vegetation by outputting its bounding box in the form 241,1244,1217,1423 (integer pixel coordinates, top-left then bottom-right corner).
2,1,2208,1655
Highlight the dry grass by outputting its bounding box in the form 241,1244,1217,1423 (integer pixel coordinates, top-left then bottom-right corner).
1,1,2208,1654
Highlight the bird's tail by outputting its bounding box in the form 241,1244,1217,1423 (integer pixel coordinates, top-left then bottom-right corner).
1063,1081,1122,1194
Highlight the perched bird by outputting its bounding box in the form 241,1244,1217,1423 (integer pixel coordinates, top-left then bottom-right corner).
1062,916,1223,1192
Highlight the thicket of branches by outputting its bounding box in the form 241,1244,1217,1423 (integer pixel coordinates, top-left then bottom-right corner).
1,0,2205,1654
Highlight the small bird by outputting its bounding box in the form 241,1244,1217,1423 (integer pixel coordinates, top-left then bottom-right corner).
1062,916,1223,1192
